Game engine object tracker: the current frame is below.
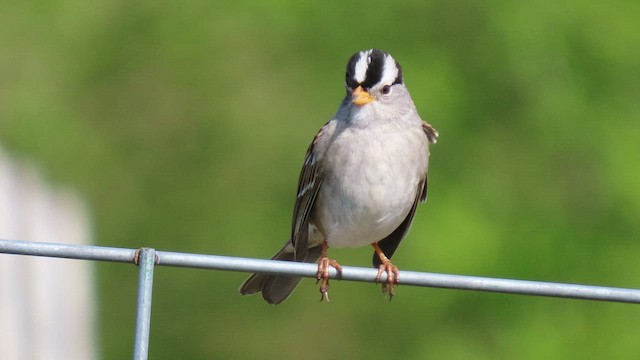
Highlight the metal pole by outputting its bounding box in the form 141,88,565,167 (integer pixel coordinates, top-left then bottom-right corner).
133,248,156,360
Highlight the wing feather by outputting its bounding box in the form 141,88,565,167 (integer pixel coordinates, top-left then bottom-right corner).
290,126,327,260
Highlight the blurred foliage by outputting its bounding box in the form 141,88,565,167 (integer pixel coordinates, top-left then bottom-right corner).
2,0,640,359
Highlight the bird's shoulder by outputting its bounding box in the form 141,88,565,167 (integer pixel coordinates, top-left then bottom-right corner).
302,119,338,164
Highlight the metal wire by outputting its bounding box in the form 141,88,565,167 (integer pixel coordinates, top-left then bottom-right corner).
0,239,136,263
1,238,639,304
1,238,640,359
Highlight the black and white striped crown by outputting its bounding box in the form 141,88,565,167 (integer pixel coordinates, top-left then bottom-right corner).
345,49,403,90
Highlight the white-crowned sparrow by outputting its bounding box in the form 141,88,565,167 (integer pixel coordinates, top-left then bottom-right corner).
239,49,438,304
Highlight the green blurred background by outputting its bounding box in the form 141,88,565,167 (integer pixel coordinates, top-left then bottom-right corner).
2,0,640,358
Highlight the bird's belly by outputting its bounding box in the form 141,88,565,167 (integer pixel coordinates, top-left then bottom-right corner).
313,158,420,248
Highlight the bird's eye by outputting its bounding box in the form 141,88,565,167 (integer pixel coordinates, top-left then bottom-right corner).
381,85,392,95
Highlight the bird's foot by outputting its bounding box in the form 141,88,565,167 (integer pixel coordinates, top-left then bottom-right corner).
316,257,343,302
376,261,399,300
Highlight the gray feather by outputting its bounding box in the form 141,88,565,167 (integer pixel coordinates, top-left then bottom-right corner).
239,244,323,304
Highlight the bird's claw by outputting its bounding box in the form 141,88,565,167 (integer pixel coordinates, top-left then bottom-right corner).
316,257,343,302
376,262,399,300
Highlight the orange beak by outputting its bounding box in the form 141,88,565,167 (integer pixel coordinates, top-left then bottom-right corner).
351,86,374,106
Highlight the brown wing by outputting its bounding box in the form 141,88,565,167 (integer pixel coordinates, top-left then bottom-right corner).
373,121,438,266
290,125,327,261
422,122,439,145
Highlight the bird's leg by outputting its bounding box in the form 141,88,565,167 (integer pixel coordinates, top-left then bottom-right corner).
371,242,399,299
316,239,343,302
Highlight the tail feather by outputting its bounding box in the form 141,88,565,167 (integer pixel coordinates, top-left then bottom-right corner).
239,243,322,304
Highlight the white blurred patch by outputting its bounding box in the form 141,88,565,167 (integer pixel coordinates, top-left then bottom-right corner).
0,146,96,360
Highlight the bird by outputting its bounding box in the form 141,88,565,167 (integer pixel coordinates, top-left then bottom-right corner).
239,49,438,304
